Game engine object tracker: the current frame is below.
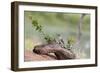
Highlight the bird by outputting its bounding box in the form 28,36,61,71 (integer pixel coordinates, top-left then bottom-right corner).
56,34,65,48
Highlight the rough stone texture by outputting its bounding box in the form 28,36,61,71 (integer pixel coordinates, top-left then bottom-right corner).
33,43,76,60
25,43,76,61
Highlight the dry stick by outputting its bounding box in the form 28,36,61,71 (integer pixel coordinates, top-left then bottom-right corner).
33,43,76,60
76,14,86,57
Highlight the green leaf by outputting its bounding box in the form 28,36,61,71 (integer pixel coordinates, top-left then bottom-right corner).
32,20,38,26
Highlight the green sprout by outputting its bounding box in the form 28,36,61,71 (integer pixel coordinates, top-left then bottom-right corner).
66,36,75,49
31,19,55,44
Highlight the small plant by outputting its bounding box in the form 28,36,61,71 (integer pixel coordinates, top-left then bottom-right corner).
32,20,42,32
66,37,75,49
31,19,55,43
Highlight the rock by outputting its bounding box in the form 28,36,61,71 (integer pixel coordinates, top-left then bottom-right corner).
24,50,57,61
33,43,76,60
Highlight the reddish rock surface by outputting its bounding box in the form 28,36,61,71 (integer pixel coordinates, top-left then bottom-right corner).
24,50,57,61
